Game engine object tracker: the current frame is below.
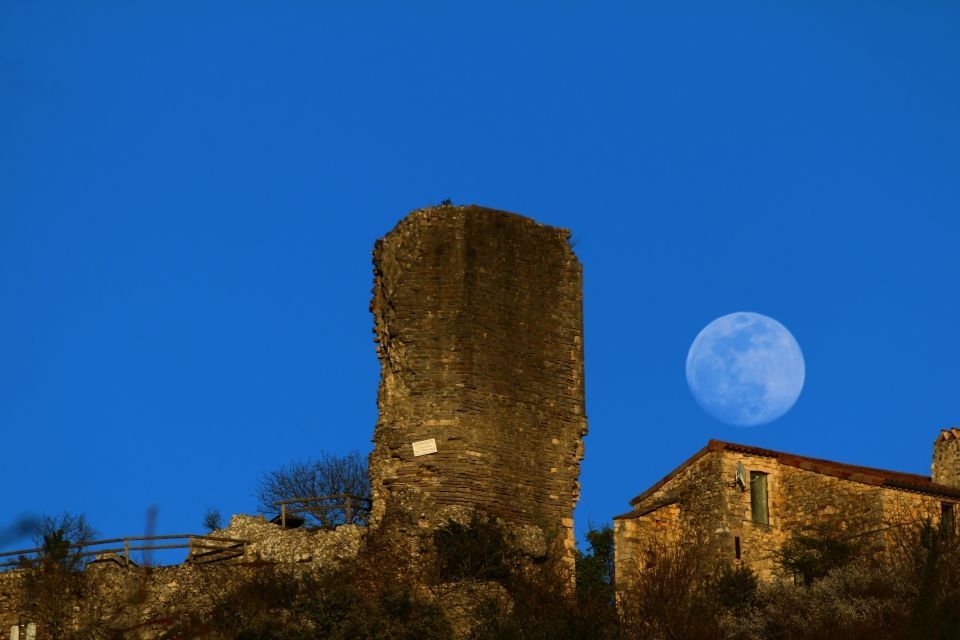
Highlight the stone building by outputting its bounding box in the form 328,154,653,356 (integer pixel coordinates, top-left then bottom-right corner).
368,204,588,571
614,429,960,583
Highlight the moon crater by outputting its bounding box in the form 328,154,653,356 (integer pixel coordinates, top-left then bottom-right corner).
686,312,805,427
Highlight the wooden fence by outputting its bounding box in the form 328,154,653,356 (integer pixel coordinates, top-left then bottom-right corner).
275,494,372,529
0,534,247,570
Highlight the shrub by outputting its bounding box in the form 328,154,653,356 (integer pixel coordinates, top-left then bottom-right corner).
724,563,908,640
776,520,868,585
708,564,758,614
575,524,614,602
434,513,513,582
161,565,453,640
618,537,725,640
903,521,960,640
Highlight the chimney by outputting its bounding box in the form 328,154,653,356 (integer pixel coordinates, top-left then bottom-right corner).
932,428,960,487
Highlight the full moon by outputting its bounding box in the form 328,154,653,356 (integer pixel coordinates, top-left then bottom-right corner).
686,312,805,427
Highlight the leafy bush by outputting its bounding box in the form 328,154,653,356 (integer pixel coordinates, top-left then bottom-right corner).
903,521,960,640
161,565,453,640
575,524,614,602
709,563,758,614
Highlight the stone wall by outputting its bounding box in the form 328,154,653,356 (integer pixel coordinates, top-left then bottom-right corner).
368,205,587,568
721,452,892,579
0,515,364,638
613,503,680,583
615,446,960,583
0,558,233,637
717,452,783,579
932,427,960,487
614,450,724,586
0,204,591,633
217,514,364,565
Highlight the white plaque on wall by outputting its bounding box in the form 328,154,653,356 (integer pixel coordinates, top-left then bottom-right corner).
412,438,438,457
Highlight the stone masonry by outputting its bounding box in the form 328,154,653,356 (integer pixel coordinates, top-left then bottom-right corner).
0,515,364,637
932,427,960,487
615,432,960,584
368,205,588,568
0,204,590,635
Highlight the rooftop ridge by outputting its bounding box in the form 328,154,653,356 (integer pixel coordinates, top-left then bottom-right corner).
707,439,933,484
623,438,960,510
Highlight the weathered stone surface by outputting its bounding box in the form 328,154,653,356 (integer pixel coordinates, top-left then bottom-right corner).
215,514,364,566
368,205,588,569
0,515,366,636
615,438,960,585
0,204,591,632
433,579,511,639
932,427,960,487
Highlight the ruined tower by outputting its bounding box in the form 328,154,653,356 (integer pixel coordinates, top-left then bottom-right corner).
932,427,960,488
368,205,587,567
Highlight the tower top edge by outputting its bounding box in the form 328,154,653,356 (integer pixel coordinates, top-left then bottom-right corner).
381,204,574,243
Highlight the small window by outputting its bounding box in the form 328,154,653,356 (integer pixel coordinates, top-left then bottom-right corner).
750,472,769,525
735,536,741,560
943,502,955,536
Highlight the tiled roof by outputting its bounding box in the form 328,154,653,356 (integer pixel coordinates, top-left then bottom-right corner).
617,436,960,515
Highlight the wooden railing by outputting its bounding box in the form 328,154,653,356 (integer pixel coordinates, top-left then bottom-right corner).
275,494,372,529
0,534,247,570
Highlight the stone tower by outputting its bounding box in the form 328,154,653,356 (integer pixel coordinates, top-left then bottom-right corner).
932,427,960,487
368,205,587,567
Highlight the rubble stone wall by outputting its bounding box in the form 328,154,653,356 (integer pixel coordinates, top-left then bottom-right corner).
218,514,364,565
718,452,783,580
614,450,724,587
0,515,364,637
616,450,960,583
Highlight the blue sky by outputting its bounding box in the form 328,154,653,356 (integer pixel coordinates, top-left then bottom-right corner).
2,2,958,556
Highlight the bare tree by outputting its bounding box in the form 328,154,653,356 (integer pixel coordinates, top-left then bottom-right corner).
618,534,725,640
28,511,97,571
19,512,98,639
203,507,223,532
255,450,371,527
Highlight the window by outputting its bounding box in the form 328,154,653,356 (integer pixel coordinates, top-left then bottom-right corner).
943,502,955,536
735,536,741,560
750,471,769,525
